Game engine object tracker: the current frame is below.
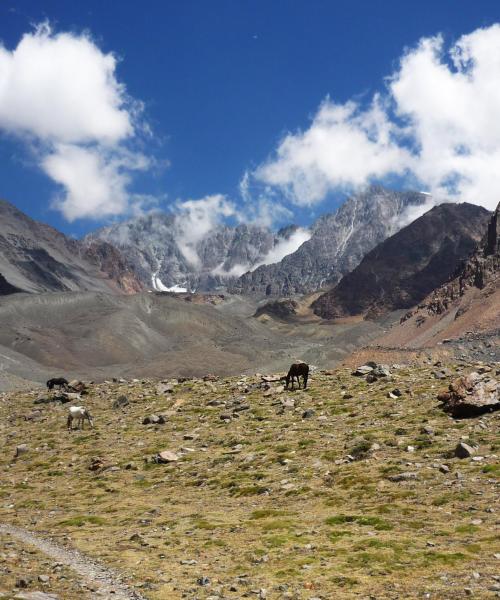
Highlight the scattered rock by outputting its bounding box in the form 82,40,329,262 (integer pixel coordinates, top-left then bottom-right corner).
154,450,180,463
302,409,315,419
88,457,104,471
142,414,166,425
388,472,418,482
156,383,174,394
112,395,129,409
15,444,29,458
455,442,476,459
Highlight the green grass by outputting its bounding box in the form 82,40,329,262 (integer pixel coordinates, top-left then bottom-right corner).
325,515,393,530
58,515,107,527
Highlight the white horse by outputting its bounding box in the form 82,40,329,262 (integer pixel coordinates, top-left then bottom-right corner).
67,406,94,431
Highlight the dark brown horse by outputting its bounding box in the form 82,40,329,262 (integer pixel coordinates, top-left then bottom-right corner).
285,363,309,390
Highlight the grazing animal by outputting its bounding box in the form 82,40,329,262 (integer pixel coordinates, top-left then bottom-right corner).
285,363,309,390
67,406,94,431
47,377,69,391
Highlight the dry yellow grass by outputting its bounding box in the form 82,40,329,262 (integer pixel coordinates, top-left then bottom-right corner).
0,363,499,599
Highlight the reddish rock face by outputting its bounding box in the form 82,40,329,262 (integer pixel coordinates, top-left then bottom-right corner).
81,240,144,294
311,202,491,320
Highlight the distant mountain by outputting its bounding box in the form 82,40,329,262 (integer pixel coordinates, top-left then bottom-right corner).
311,202,491,320
0,199,143,295
231,186,428,297
86,213,298,291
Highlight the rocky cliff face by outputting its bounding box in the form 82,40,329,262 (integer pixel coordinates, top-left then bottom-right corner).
0,199,142,295
80,240,145,294
401,201,499,320
231,186,427,297
311,203,491,320
87,213,293,292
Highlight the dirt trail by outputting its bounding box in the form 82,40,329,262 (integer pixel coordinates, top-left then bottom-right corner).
0,523,146,600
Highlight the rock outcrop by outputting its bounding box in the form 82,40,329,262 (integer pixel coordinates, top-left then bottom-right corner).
311,203,490,320
437,372,499,418
403,201,500,320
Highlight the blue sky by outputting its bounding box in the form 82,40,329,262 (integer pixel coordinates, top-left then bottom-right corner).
1,1,500,238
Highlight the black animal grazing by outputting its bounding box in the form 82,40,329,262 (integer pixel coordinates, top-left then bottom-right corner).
285,363,309,390
46,377,69,391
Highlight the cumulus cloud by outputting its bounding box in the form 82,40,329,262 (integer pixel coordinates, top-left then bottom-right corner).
0,23,148,220
174,194,236,266
255,98,411,206
255,24,500,211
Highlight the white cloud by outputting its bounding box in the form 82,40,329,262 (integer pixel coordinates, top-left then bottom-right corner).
174,194,236,266
0,23,148,220
255,24,500,212
255,97,411,206
253,227,311,268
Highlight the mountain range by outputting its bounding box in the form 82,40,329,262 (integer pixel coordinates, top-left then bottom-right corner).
1,186,430,298
85,185,428,295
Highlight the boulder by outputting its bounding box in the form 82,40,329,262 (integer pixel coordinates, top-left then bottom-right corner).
438,373,499,418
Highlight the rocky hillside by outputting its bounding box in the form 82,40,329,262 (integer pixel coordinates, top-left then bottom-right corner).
370,202,499,350
311,203,491,320
405,200,500,319
231,186,427,297
1,360,498,599
86,213,297,292
0,199,143,295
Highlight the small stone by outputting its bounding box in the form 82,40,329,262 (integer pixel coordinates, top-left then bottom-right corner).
197,576,210,586
155,450,180,463
15,444,29,458
37,575,50,583
302,409,315,419
112,395,129,409
455,442,476,459
388,472,418,482
439,464,450,474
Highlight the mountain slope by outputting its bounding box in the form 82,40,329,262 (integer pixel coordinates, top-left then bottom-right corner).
0,199,143,295
231,186,427,297
377,201,499,349
311,203,491,320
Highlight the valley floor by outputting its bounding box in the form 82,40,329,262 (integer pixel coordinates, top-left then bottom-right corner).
1,362,499,599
